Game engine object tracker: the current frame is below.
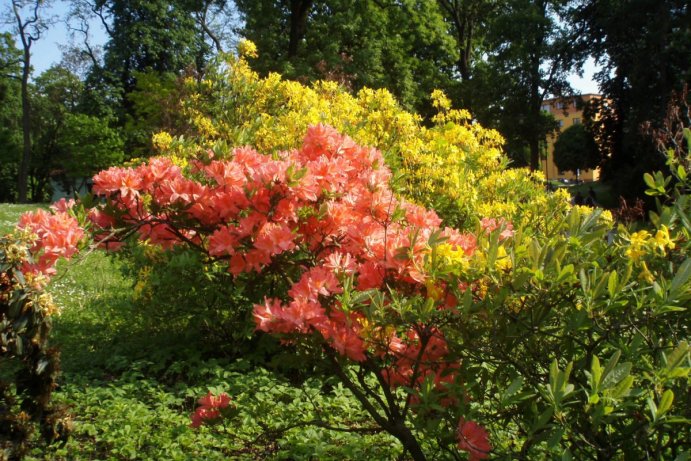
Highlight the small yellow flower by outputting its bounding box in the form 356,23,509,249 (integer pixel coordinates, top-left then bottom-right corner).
625,230,651,261
435,243,469,274
237,39,258,59
652,225,675,254
431,89,451,111
36,292,59,316
638,261,655,283
4,243,29,264
152,131,173,151
495,246,512,271
425,279,443,301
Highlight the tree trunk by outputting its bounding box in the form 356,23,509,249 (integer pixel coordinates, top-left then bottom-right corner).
17,40,32,203
392,422,427,461
288,0,313,58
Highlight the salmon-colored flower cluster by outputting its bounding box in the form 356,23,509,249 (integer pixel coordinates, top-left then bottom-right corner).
17,204,84,279
480,217,514,241
91,124,492,454
190,392,233,428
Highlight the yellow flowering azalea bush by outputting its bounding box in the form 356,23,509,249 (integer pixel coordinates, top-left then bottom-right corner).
144,45,571,233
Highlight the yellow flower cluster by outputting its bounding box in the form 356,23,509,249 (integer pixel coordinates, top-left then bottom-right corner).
237,39,258,59
435,243,471,275
152,131,173,152
626,225,675,262
166,43,576,232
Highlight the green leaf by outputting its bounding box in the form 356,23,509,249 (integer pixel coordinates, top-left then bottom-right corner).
610,375,634,399
607,271,618,299
602,350,621,382
557,264,574,283
647,397,658,421
501,377,524,405
665,341,690,370
669,258,691,300
534,407,554,431
643,172,656,190
547,427,564,449
602,362,632,389
590,355,602,389
657,390,674,416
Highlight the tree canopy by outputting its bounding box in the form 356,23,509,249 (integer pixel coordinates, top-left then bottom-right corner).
553,123,600,173
0,0,689,202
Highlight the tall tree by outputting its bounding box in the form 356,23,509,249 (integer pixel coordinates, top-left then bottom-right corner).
8,0,52,202
92,0,210,95
69,0,230,154
552,123,599,174
477,0,580,169
436,0,500,82
0,32,22,202
574,0,691,198
236,0,458,112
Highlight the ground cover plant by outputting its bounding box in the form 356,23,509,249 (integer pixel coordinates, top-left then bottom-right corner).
1,46,689,460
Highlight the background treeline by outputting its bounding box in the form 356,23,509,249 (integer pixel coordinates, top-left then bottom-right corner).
1,0,689,203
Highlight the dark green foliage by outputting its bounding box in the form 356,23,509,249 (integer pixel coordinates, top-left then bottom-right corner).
31,65,124,199
575,0,691,200
553,123,600,173
237,0,459,113
96,0,211,95
81,0,219,153
0,33,23,202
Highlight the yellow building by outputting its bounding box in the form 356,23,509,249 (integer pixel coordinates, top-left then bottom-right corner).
540,94,601,182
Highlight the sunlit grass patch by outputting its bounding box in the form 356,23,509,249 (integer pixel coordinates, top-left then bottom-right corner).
0,203,46,234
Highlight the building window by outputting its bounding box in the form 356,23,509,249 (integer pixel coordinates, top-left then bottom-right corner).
573,118,581,125
541,104,550,112
558,120,564,128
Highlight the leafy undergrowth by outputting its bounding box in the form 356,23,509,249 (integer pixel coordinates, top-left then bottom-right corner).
22,251,399,460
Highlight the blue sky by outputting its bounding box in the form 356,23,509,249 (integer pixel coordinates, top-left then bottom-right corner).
4,0,601,94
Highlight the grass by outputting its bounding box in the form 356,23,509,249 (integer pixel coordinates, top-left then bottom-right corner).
550,181,619,209
0,203,45,235
0,204,398,460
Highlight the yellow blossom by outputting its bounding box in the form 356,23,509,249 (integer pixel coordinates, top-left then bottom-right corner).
435,243,470,274
431,89,451,111
625,230,651,261
167,54,572,232
152,131,173,152
652,225,675,253
495,246,512,271
425,279,444,301
237,39,258,59
638,261,655,283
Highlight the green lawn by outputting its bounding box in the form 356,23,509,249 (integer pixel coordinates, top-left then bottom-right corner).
0,203,45,235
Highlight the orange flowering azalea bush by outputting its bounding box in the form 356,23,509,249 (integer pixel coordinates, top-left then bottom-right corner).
83,125,495,458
